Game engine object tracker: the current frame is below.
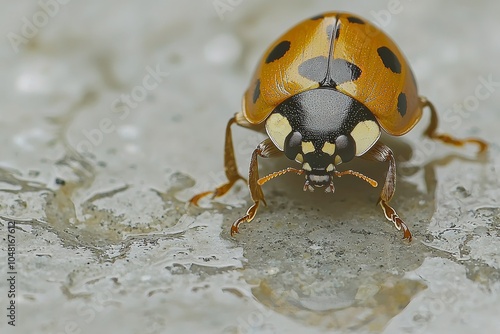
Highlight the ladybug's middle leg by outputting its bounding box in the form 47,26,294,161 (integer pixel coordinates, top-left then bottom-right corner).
420,97,488,153
231,138,282,236
363,141,412,241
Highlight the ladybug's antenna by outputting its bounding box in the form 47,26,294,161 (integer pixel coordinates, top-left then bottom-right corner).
258,168,304,186
258,167,378,188
334,170,378,188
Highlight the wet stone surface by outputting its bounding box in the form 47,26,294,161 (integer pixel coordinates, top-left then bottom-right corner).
0,1,499,333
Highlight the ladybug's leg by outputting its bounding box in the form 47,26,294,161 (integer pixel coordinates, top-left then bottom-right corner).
190,115,247,205
420,97,488,153
363,141,412,241
231,138,282,236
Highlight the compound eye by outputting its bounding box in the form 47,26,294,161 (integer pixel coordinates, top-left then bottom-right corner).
335,134,356,163
284,131,303,160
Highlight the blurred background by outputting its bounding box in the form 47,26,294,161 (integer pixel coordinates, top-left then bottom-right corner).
1,1,499,333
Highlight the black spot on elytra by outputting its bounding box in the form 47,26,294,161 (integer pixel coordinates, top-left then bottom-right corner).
347,16,365,24
397,92,407,117
326,24,340,40
266,41,291,64
310,14,324,20
330,59,362,85
298,56,328,83
377,46,402,74
298,57,362,87
253,79,260,103
326,24,333,39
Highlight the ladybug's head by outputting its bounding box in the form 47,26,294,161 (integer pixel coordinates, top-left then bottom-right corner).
258,130,378,193
261,88,382,192
296,146,337,192
281,128,360,192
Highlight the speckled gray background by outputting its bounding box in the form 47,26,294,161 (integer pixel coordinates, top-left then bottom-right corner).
0,1,499,333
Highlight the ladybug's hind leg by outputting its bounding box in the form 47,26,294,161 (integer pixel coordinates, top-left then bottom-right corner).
190,114,249,205
363,141,413,241
420,97,488,153
231,138,282,236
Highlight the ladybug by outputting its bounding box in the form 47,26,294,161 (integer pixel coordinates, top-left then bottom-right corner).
190,12,487,241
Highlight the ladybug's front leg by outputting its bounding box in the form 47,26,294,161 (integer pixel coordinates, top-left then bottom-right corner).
190,115,247,205
363,141,413,241
231,138,282,236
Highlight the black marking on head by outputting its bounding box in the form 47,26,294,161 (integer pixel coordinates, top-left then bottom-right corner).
397,92,407,117
298,57,361,87
377,46,402,74
266,40,291,64
303,151,332,171
347,16,365,24
311,14,324,20
335,134,356,163
252,79,261,104
284,131,303,160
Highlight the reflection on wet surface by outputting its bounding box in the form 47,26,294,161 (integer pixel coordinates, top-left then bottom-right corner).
2,123,497,333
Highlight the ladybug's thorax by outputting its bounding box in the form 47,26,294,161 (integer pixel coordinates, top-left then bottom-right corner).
265,88,381,182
